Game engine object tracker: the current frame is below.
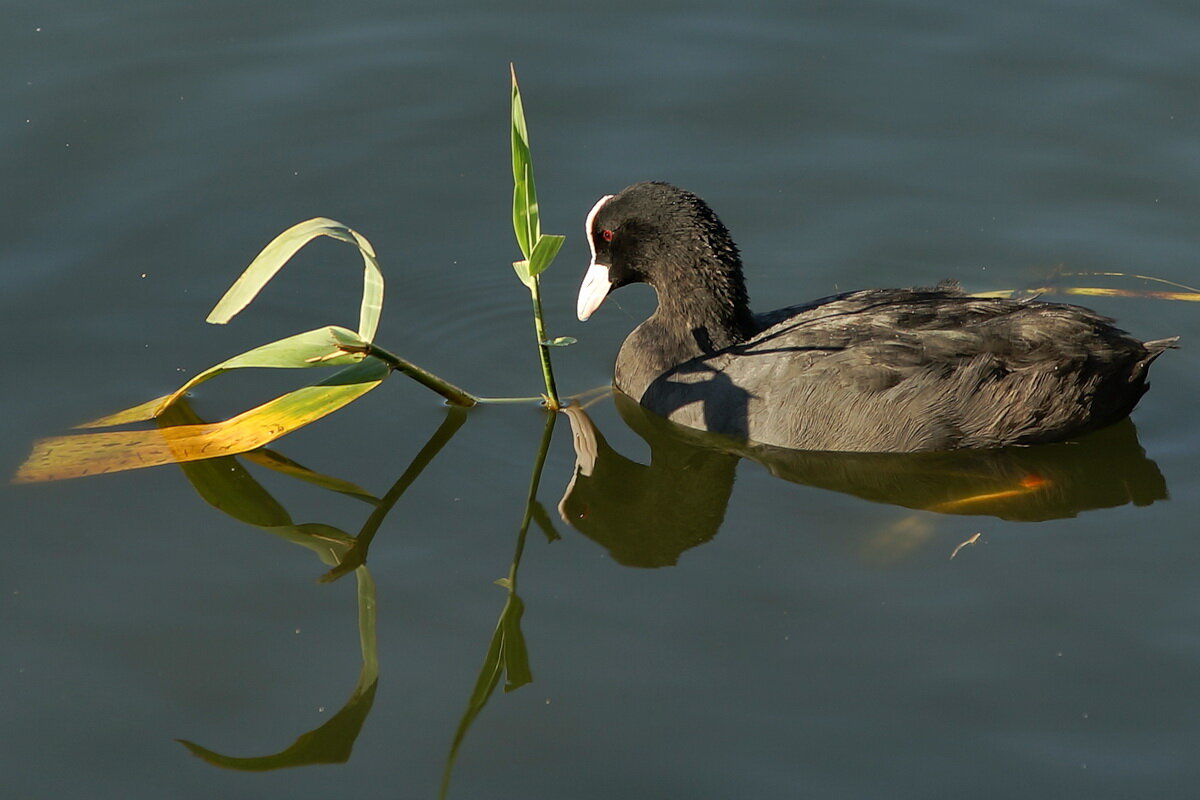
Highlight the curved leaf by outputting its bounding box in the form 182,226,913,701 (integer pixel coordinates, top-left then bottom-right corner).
207,218,384,343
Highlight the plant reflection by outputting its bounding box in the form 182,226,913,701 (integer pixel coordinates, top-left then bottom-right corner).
22,384,1169,786
176,567,381,770
440,409,557,800
160,400,468,770
153,399,559,793
558,391,1168,568
319,408,469,583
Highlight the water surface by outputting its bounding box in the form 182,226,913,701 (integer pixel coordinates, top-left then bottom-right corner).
4,2,1200,798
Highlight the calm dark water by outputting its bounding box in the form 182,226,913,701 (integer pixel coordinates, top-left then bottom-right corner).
4,2,1200,798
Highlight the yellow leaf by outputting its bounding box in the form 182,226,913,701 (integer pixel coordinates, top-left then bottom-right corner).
14,360,387,483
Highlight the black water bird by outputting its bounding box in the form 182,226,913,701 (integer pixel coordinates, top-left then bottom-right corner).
576,181,1176,452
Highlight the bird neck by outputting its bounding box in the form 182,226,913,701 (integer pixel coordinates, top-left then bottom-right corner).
652,252,757,354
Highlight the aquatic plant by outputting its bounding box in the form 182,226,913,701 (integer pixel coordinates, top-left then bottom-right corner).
15,67,566,483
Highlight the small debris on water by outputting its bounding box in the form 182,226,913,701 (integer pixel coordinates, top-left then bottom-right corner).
950,532,982,559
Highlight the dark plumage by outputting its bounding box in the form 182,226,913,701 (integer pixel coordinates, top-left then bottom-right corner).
576,181,1176,453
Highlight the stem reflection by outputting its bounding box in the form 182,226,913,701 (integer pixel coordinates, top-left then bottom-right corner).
440,408,558,799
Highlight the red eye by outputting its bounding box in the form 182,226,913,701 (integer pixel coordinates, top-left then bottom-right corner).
601,229,614,242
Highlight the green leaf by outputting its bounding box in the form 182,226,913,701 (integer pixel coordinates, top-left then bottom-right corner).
207,218,385,343
540,336,576,347
512,169,537,260
510,67,565,296
527,234,564,278
76,326,369,429
511,259,534,289
511,66,540,262
510,65,530,187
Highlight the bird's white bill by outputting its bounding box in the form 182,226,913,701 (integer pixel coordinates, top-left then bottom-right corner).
576,261,612,321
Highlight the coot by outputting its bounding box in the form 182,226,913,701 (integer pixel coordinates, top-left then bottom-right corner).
576,181,1176,452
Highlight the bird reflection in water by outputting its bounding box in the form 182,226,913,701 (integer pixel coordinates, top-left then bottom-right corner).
558,391,1167,568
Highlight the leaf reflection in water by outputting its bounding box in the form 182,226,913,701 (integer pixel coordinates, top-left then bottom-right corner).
164,400,469,771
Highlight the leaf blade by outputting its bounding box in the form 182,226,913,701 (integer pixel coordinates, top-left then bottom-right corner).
527,234,564,278
207,219,385,343
511,259,534,289
75,326,369,429
511,66,539,261
14,359,389,483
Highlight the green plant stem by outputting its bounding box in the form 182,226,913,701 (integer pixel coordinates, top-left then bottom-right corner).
361,343,551,407
529,277,560,409
362,343,478,407
475,395,547,405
